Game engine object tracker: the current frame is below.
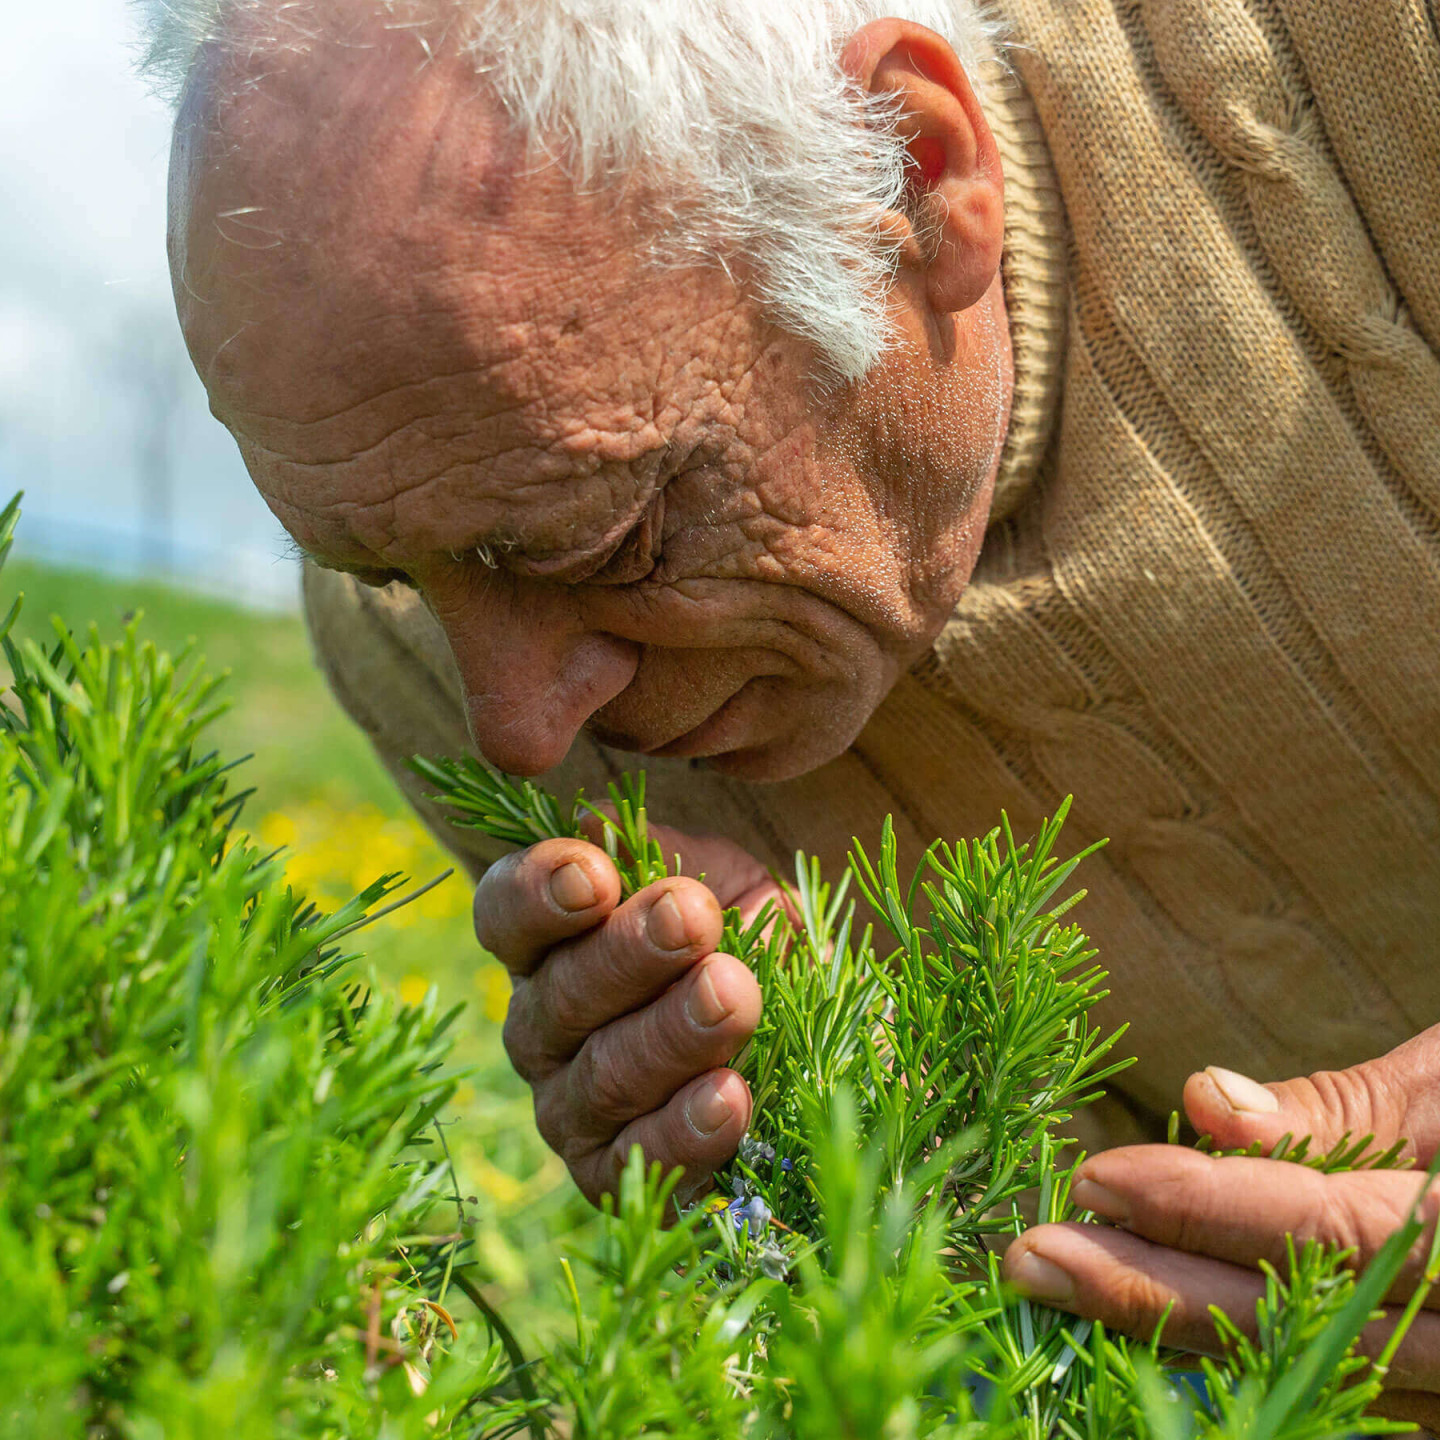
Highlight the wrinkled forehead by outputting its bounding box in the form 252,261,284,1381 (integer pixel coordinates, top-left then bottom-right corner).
172,17,761,565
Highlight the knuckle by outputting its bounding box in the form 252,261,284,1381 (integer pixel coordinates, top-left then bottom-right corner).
501,993,548,1084
633,994,688,1073
539,958,593,1047
1106,1266,1180,1336
1149,1159,1230,1254
1314,1182,1367,1257
1305,1064,1396,1141
1327,1176,1417,1278
500,1005,527,1067
532,1084,576,1158
572,1037,637,1130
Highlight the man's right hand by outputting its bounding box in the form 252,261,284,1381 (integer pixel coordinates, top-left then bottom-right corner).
472,823,770,1208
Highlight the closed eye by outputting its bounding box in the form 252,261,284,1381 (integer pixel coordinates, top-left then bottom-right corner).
345,566,416,590
283,539,415,591
585,489,666,586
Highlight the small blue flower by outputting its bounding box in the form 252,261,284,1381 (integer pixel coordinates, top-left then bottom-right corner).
727,1193,772,1234
737,1132,795,1176
759,1242,789,1280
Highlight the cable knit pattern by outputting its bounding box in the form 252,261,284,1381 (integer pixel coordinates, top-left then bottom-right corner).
302,0,1440,1143
1144,0,1440,515
943,0,1440,1108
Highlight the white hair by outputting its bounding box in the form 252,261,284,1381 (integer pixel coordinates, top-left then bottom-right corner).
140,0,1001,380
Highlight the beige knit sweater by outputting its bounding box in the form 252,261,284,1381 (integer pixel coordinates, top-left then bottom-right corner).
303,0,1440,1142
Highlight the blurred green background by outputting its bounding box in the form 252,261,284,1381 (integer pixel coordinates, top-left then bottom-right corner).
10,557,596,1339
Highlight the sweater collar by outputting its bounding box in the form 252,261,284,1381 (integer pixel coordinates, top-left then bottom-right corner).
978,56,1070,523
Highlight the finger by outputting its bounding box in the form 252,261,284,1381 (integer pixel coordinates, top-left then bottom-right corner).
503,876,724,1079
635,820,793,930
579,810,783,919
1353,1309,1440,1392
569,1068,753,1208
1005,1221,1440,1390
473,838,621,976
535,953,762,1152
1072,1146,1440,1302
649,825,782,921
1368,1386,1440,1429
1184,1021,1440,1161
1003,1222,1268,1355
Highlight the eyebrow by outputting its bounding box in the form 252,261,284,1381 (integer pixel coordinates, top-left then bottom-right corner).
279,440,680,583
283,534,609,587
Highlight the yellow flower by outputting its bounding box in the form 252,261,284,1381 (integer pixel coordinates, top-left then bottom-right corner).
398,973,431,1007
257,811,298,851
474,962,511,1024
250,802,472,918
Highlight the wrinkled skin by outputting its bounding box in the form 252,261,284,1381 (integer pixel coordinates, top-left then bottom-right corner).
472,819,774,1207
170,15,1011,784
1004,1031,1440,1429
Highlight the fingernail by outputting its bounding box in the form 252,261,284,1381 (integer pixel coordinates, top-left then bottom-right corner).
1008,1248,1076,1304
549,862,596,912
1206,1065,1279,1114
647,892,689,951
1071,1177,1129,1225
686,965,731,1028
687,1081,734,1137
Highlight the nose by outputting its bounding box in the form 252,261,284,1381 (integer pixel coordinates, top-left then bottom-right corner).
434,574,639,776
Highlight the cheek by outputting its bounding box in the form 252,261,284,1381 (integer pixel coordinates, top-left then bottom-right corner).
660,443,842,586
587,579,879,684
596,646,779,726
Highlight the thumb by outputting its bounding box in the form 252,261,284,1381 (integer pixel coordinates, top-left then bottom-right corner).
1182,1022,1440,1164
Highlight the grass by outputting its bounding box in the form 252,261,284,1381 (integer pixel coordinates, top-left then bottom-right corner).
9,557,595,1337
8,559,399,814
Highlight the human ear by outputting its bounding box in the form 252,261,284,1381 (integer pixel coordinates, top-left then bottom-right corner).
840,18,1004,316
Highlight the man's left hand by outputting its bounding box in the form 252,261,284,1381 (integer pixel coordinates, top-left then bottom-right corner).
1003,1025,1440,1427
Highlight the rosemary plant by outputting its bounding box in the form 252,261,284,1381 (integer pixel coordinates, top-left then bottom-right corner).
0,498,518,1438
415,753,1437,1439
5,471,1433,1440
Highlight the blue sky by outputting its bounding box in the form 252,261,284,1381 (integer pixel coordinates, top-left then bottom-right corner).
1,0,297,606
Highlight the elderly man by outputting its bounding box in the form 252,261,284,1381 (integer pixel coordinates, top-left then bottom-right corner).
148,0,1440,1416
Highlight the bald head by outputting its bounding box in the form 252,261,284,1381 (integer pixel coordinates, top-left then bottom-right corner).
164,4,1015,781
172,12,537,439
